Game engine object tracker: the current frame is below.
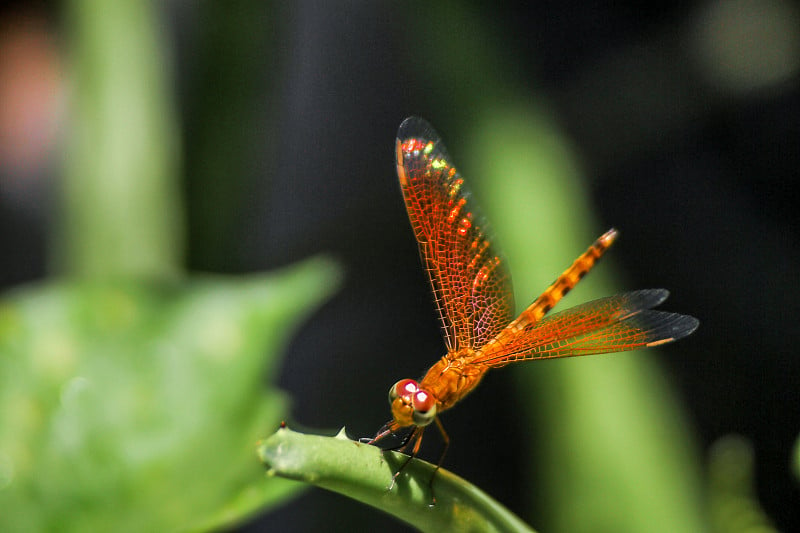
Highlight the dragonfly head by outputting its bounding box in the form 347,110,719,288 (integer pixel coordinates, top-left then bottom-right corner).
388,378,438,427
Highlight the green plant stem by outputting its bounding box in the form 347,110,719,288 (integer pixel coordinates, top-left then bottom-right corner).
60,0,183,280
258,426,536,533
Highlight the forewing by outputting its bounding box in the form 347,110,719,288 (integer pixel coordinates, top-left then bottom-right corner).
396,117,515,351
472,289,698,366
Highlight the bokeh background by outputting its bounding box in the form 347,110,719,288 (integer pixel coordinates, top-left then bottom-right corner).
1,1,798,531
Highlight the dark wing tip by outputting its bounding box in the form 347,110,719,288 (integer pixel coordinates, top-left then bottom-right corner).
670,313,700,340
633,311,699,347
629,288,670,310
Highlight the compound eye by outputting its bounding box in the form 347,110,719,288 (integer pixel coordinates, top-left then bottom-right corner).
411,390,438,426
388,379,418,403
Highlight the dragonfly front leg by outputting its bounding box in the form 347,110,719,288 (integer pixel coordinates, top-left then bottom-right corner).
386,418,449,505
387,426,425,491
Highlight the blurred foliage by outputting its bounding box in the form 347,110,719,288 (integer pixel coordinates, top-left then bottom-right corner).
708,435,777,533
0,0,340,530
0,262,339,531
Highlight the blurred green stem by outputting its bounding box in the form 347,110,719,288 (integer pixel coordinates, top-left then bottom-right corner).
708,435,777,532
59,0,183,280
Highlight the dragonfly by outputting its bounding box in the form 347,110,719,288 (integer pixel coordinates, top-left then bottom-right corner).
368,116,699,490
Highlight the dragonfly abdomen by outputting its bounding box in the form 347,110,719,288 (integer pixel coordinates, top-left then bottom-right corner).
509,228,619,331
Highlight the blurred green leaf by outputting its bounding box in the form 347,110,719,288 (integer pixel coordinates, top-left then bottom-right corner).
0,258,340,531
258,426,536,533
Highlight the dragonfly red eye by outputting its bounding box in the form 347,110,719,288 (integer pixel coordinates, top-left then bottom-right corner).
411,390,437,426
388,378,418,403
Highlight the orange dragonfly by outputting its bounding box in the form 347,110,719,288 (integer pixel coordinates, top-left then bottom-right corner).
369,117,699,487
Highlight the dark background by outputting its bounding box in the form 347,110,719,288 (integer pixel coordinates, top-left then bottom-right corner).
1,1,798,531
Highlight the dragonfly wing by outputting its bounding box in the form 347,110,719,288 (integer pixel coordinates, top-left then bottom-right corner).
396,117,515,351
472,289,699,366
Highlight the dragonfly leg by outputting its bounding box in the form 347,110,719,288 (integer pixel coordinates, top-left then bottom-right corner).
426,416,450,505
432,416,450,473
363,421,415,451
387,426,425,491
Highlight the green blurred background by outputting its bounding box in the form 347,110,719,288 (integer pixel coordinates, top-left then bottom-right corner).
0,1,798,531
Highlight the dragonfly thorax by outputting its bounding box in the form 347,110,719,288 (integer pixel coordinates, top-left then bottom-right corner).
418,354,489,412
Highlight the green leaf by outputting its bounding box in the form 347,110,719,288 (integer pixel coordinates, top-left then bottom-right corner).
258,426,536,533
0,257,340,531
